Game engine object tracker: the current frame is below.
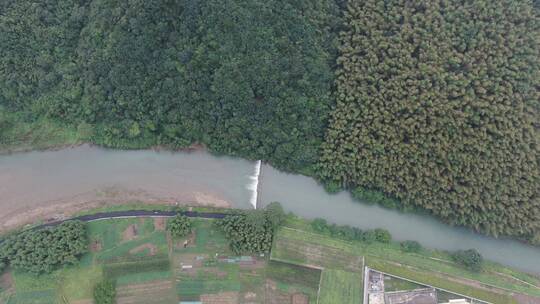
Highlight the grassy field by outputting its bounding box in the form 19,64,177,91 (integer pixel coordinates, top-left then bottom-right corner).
271,227,363,272
265,261,321,300
382,273,424,292
275,217,540,304
280,217,540,297
318,269,363,304
271,226,365,304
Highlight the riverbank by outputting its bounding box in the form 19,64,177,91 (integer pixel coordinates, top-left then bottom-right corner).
0,193,231,234
2,119,537,246
1,146,540,275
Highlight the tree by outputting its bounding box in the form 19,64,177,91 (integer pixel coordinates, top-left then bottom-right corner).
264,202,286,230
0,221,87,274
400,241,422,253
452,249,483,272
167,215,192,238
319,0,540,239
311,218,329,233
373,229,391,244
0,0,340,172
93,280,116,304
0,260,6,274
217,203,286,254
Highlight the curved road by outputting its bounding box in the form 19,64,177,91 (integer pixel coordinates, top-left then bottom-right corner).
38,209,228,229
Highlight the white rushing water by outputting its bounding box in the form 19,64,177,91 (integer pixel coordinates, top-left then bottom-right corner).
246,160,262,209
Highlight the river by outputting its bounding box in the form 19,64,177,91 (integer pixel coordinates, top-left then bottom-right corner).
0,145,539,274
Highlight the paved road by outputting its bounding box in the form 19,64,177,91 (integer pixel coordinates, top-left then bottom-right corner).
0,210,231,243
40,210,228,227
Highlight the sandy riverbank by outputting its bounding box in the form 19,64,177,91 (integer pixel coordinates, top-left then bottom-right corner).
0,186,231,233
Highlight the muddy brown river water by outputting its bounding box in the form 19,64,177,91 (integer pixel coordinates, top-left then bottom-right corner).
0,145,539,274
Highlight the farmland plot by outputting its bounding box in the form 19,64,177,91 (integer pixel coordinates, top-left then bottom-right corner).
318,269,362,304
271,228,362,271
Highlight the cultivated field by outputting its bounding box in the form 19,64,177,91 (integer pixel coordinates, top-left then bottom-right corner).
1,217,322,304
280,217,540,304
271,227,364,304
2,211,540,304
271,227,363,272
318,269,363,304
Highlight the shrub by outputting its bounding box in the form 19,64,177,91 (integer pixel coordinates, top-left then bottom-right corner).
324,181,342,194
265,202,286,230
310,218,392,244
167,215,192,238
400,240,422,253
451,249,483,272
0,0,340,172
93,280,116,304
373,229,392,243
311,218,329,233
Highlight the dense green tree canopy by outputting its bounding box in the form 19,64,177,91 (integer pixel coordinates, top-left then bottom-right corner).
1,0,538,242
319,0,539,238
0,221,88,274
0,0,339,171
217,203,285,254
167,215,192,238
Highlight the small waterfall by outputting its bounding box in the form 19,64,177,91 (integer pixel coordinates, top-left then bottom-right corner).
247,160,262,209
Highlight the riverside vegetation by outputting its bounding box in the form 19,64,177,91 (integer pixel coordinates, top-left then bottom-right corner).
0,0,538,242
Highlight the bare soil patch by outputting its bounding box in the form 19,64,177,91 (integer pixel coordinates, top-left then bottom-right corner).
243,292,257,301
0,184,231,234
200,291,239,304
292,293,309,304
71,300,93,304
129,243,158,256
154,217,166,231
122,224,138,242
239,257,266,270
90,239,102,252
513,293,540,304
274,237,362,271
265,279,292,304
0,271,13,291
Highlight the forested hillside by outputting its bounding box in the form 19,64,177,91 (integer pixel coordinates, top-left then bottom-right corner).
0,0,339,171
1,0,539,241
319,0,539,239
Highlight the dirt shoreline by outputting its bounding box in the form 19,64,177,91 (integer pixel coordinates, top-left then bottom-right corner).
0,189,231,234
